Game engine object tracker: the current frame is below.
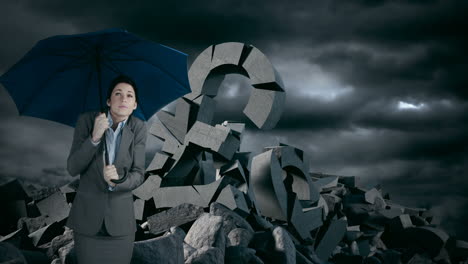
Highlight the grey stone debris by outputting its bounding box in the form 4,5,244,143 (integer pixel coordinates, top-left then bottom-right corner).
193,176,240,206
193,159,216,185
225,246,263,264
403,226,450,258
219,160,247,184
165,226,187,243
147,152,174,173
184,242,196,261
315,217,348,262
148,203,205,235
215,184,250,217
131,232,184,264
312,175,339,191
148,121,180,155
290,199,323,241
35,191,70,224
58,241,74,264
0,241,27,264
184,121,240,160
28,222,63,247
243,88,285,130
272,226,296,264
250,150,288,221
132,175,162,201
157,97,196,144
17,216,48,234
210,202,254,235
46,227,73,259
185,246,224,264
153,186,205,208
134,199,145,221
184,213,226,257
160,144,200,187
227,228,254,247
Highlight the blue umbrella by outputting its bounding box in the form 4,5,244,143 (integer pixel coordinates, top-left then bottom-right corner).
0,28,191,127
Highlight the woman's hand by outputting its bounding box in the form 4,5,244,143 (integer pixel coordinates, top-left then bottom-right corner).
104,165,118,187
92,113,109,142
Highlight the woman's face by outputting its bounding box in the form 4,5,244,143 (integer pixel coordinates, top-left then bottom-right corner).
106,82,137,120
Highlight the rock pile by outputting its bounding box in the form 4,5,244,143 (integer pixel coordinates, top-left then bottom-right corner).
1,42,467,264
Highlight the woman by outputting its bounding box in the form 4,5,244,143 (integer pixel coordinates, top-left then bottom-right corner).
66,75,147,264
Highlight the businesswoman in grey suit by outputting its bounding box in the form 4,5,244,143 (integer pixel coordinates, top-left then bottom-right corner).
66,75,147,264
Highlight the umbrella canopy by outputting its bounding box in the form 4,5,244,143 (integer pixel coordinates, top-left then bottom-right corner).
0,28,191,127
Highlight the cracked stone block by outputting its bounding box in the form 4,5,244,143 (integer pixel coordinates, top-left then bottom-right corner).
338,176,360,188
193,176,241,206
241,45,284,87
225,246,263,264
35,192,70,224
193,159,217,185
153,186,205,208
131,232,184,264
313,175,339,191
292,203,324,241
210,202,254,235
211,42,244,70
185,246,224,264
218,121,245,139
186,45,216,97
315,217,348,262
160,145,200,187
184,121,240,160
227,228,254,248
185,213,226,257
192,95,216,125
243,88,285,130
132,175,162,201
134,199,145,221
147,203,204,235
146,152,174,173
219,160,247,184
250,150,288,221
28,222,63,247
376,207,404,220
403,226,450,258
157,97,197,144
148,121,180,155
215,185,250,217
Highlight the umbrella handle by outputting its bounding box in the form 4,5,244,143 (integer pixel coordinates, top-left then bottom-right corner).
111,168,129,184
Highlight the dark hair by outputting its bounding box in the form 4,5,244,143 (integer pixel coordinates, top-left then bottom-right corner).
107,75,138,102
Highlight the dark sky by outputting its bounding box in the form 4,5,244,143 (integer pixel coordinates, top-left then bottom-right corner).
0,0,467,239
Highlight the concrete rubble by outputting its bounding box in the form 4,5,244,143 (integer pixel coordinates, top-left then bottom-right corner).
0,42,467,264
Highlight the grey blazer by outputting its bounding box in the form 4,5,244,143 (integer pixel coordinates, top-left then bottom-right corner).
66,111,147,236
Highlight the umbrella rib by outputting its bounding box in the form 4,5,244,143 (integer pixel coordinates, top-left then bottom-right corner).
19,61,90,114
105,55,188,91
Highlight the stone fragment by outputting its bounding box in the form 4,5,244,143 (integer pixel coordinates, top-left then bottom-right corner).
131,232,184,264
193,176,240,206
184,121,240,160
58,241,74,264
35,191,70,224
215,184,249,217
184,242,196,261
210,202,254,235
134,199,145,221
46,228,73,259
148,121,180,155
153,186,205,208
184,213,226,256
17,216,48,233
250,150,288,221
185,246,224,264
315,217,348,262
272,226,296,264
225,246,263,264
132,175,162,201
28,222,63,247
147,203,204,235
227,228,254,247
242,88,285,130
